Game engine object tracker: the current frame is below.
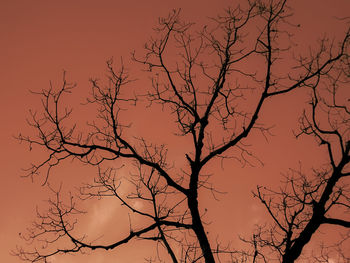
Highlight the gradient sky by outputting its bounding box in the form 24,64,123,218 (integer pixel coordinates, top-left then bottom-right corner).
1,1,349,262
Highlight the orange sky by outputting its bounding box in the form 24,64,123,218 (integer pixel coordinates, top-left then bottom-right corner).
1,1,349,262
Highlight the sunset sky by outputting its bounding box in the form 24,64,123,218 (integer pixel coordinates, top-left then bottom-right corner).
1,1,349,262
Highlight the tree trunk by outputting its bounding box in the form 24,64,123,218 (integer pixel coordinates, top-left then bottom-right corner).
188,196,215,263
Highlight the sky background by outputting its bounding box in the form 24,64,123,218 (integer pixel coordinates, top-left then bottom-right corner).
1,0,349,262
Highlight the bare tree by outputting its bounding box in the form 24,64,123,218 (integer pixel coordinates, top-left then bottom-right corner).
249,37,350,262
14,0,349,262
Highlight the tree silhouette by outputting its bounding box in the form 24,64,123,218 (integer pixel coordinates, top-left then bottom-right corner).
247,43,350,263
14,1,349,262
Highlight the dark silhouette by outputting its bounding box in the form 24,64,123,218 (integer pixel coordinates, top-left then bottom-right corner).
14,1,349,262
246,52,350,262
